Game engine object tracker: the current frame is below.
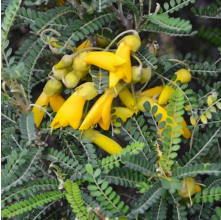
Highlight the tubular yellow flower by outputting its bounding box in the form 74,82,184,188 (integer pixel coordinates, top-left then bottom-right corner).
139,86,164,98
111,107,134,123
158,69,192,105
32,92,49,127
83,129,122,155
119,87,138,114
85,51,127,72
79,92,113,130
50,82,98,129
48,94,65,112
79,83,125,130
109,42,131,87
137,96,192,139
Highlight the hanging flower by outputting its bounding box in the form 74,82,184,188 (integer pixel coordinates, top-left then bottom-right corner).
136,96,191,139
79,83,124,130
50,82,98,129
32,78,64,127
119,86,138,114
83,129,122,155
72,51,127,72
138,86,164,98
109,34,141,88
111,107,134,123
158,69,192,105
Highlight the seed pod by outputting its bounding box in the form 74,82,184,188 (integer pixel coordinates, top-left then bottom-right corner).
43,78,63,97
63,71,80,89
52,65,67,80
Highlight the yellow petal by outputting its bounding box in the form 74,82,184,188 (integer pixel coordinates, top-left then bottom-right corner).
32,92,49,127
175,69,192,83
111,107,134,122
119,87,138,113
179,118,191,139
139,86,164,98
83,129,122,155
85,52,126,72
109,71,121,88
48,94,65,112
79,93,107,130
98,93,113,130
158,85,173,105
76,39,90,52
50,93,86,129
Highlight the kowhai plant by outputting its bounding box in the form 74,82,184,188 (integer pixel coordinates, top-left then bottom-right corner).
1,0,221,219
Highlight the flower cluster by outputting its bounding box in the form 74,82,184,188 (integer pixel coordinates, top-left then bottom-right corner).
32,31,193,156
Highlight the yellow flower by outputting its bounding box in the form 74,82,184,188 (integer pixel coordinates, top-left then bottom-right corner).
83,129,122,155
48,94,65,112
79,92,113,130
109,35,141,88
111,107,134,123
109,42,131,87
76,39,90,52
79,83,125,130
32,92,49,127
119,87,138,113
136,96,191,139
139,86,164,98
158,69,192,105
50,82,98,129
32,93,65,127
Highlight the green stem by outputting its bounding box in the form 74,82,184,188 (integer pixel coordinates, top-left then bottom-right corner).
169,59,190,71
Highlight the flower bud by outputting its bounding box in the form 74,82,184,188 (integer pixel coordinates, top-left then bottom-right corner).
55,54,74,69
200,114,208,124
178,178,196,198
216,102,221,110
52,65,67,80
96,35,110,47
190,116,196,126
207,95,213,106
72,51,90,71
175,69,192,83
132,66,142,83
140,66,152,84
43,78,63,97
118,34,141,52
76,82,98,100
63,71,80,89
75,70,89,80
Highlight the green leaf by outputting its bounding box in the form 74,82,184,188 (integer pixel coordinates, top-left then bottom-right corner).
94,168,101,178
86,164,93,174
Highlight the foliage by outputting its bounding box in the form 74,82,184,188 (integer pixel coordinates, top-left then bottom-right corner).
1,0,221,219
